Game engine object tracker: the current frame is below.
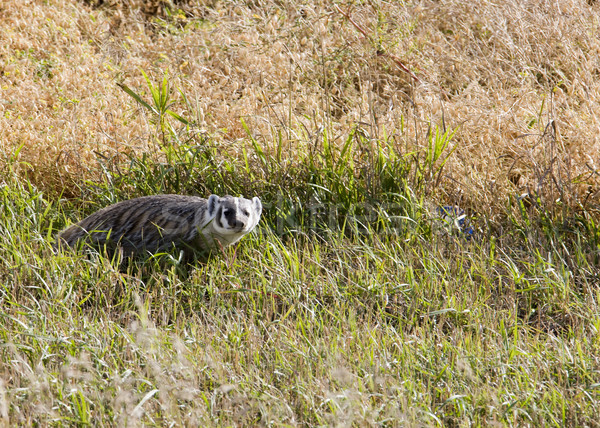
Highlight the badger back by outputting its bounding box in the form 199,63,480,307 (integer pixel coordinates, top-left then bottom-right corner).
57,195,213,254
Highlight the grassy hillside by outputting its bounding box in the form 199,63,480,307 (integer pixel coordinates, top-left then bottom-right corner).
1,0,599,425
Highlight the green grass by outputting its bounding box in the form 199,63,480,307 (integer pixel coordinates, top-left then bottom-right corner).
1,96,599,425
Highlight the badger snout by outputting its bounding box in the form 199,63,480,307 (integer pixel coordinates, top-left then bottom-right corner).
232,218,246,231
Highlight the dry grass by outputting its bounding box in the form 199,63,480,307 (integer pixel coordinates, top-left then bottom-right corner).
1,0,599,211
1,0,600,425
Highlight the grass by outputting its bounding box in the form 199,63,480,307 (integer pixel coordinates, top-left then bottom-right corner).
2,117,600,425
1,0,600,425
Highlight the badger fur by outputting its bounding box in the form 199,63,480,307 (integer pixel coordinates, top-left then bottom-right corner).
57,194,262,260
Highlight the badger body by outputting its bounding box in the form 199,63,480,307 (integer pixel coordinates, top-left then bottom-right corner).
57,194,262,259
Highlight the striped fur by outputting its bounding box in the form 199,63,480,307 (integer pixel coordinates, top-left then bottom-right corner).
57,194,262,259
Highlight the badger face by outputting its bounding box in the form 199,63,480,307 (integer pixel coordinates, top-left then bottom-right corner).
208,195,262,237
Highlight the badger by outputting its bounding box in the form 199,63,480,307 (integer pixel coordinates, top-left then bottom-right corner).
57,194,262,260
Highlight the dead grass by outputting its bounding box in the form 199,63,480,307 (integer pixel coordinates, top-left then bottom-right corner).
1,0,599,213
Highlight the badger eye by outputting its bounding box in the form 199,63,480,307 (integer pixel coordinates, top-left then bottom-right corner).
242,209,249,216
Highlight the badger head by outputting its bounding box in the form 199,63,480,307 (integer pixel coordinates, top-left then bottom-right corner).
208,195,262,236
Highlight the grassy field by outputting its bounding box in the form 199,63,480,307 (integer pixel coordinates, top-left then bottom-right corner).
1,0,600,425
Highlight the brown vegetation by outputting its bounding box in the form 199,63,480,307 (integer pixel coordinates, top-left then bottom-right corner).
1,0,599,215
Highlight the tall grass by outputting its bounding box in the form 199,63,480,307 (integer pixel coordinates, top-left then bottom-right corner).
1,73,600,424
1,0,600,425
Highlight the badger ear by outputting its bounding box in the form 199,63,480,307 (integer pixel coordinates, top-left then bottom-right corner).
252,197,262,216
207,195,220,217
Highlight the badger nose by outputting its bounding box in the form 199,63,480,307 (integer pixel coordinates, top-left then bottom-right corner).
233,220,245,230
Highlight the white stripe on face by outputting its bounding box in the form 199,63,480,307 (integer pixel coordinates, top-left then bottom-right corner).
234,198,243,230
